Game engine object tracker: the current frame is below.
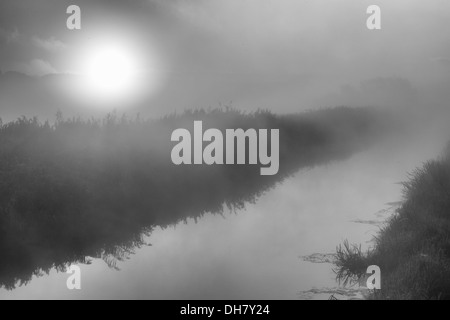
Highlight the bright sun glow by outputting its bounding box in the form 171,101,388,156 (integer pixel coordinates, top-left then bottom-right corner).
72,37,165,110
86,46,135,93
79,42,141,104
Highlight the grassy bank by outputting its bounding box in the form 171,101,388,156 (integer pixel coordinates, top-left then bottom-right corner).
334,144,450,300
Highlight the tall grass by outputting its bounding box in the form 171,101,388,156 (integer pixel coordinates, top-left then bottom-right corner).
334,143,450,299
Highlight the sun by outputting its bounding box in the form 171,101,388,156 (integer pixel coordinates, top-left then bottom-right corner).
71,37,165,109
86,45,135,94
79,41,141,104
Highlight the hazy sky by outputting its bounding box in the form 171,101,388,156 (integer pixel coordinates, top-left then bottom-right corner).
1,0,450,118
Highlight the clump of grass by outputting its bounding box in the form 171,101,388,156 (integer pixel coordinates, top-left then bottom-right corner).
334,240,371,286
334,142,450,299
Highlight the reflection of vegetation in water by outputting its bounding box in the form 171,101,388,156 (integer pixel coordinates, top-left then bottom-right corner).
334,144,450,299
298,287,368,300
0,107,394,289
301,253,336,264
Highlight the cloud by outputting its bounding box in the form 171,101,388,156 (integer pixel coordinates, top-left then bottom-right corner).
12,59,57,76
32,36,67,51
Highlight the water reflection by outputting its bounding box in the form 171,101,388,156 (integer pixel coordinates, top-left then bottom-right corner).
0,107,394,290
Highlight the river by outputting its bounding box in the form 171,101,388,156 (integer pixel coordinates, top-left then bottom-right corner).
0,115,447,300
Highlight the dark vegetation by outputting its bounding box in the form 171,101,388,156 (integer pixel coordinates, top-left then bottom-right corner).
334,144,450,299
0,107,394,289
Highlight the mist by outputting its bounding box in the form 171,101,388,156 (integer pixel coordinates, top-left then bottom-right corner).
1,0,450,300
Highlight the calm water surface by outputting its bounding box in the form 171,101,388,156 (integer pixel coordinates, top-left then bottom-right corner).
0,126,446,300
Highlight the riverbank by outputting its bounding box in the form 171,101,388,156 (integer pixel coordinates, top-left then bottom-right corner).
334,143,450,299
